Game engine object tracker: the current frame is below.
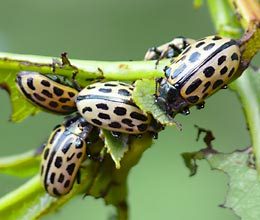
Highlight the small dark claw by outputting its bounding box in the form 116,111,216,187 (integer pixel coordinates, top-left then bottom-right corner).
151,132,158,139
196,102,205,110
111,131,122,139
221,85,228,89
181,108,190,115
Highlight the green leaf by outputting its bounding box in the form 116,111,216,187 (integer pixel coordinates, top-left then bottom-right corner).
102,130,129,169
0,150,40,177
206,149,260,220
133,79,181,129
230,68,260,173
0,70,39,122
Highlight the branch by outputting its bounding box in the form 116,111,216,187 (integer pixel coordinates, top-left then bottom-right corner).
207,0,260,173
0,52,165,86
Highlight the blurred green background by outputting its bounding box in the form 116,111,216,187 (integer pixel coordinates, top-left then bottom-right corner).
0,0,250,219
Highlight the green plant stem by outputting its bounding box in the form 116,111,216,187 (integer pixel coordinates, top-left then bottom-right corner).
207,0,260,173
0,52,165,87
231,73,260,172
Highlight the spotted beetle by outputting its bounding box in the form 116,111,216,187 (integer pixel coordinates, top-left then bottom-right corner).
40,114,94,197
144,37,195,61
155,35,241,116
16,71,79,114
76,81,161,134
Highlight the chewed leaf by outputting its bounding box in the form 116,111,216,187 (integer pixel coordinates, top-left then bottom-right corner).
0,150,40,177
206,149,260,220
133,79,181,129
102,130,129,169
0,70,39,122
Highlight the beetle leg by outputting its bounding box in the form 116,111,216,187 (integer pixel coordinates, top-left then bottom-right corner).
221,85,228,89
181,107,190,115
196,102,205,109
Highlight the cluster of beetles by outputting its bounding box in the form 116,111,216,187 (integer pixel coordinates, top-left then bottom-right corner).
15,35,241,197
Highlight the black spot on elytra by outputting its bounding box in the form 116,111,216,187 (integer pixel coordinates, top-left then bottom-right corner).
109,122,121,129
76,140,83,149
231,52,239,61
49,101,59,108
122,118,135,127
67,153,75,161
130,112,148,121
99,88,112,93
87,85,95,89
96,103,109,110
118,89,131,96
66,163,76,175
213,80,224,89
64,180,70,188
187,96,199,103
62,142,72,154
33,93,46,102
68,92,75,98
212,36,222,40
195,41,205,48
55,156,63,168
202,81,211,93
91,118,102,126
203,66,215,77
119,82,128,86
137,124,148,132
228,67,235,77
58,173,65,183
126,128,134,132
41,80,51,87
202,93,209,99
185,78,202,95
43,148,50,160
171,63,187,79
104,83,117,87
59,97,70,103
218,55,226,65
53,188,61,196
27,78,35,90
50,172,55,184
82,106,92,113
42,89,53,98
98,112,111,120
220,66,228,75
203,43,215,50
114,107,127,116
77,152,83,158
53,87,64,96
189,52,201,63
